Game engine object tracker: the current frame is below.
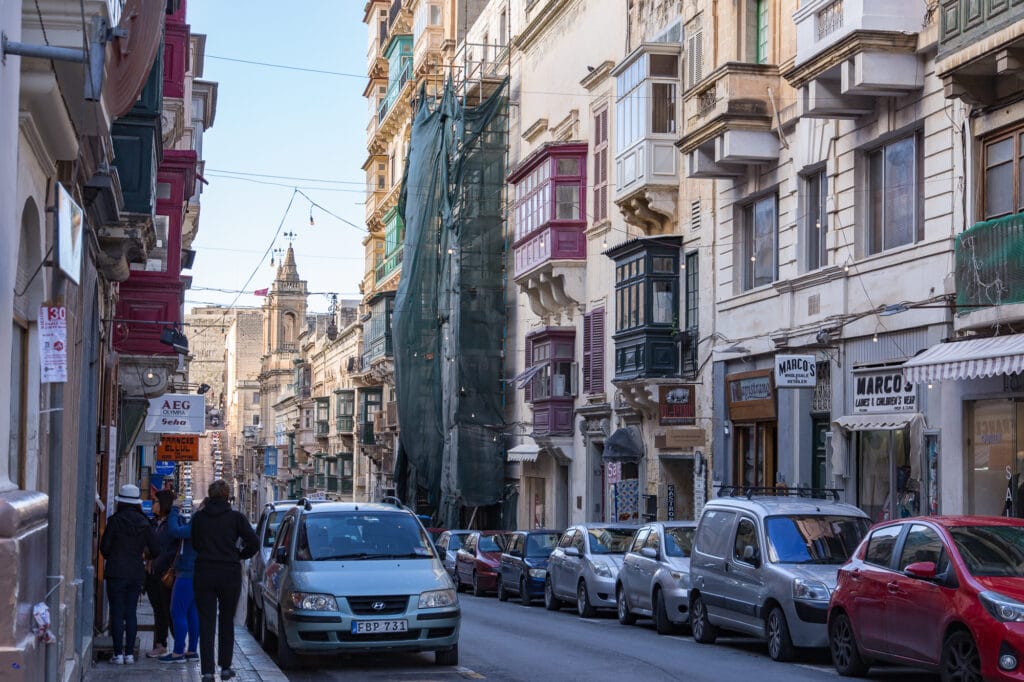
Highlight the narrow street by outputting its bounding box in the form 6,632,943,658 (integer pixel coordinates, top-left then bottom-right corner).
284,595,938,681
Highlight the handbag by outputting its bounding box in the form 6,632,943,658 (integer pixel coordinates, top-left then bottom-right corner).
160,567,175,588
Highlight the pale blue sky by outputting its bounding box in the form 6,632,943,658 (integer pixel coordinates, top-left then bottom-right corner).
186,1,368,313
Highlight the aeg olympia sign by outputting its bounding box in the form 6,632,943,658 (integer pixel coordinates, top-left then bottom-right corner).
145,395,206,434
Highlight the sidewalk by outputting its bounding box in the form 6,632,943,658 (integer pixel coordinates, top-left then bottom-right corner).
85,600,287,682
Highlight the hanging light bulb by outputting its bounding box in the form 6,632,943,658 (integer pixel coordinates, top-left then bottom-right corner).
843,261,850,273
601,236,607,249
872,332,879,343
270,253,275,267
309,210,315,226
927,382,934,389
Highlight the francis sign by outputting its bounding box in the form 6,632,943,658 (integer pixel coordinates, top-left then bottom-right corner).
774,354,816,388
145,395,205,434
156,434,199,461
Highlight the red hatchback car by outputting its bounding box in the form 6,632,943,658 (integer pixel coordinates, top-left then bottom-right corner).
455,531,506,596
828,516,1024,681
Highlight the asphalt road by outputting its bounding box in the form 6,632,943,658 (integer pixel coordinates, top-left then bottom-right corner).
284,593,939,681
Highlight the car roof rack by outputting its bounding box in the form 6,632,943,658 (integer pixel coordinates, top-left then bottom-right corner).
716,486,843,502
295,497,314,511
380,495,404,509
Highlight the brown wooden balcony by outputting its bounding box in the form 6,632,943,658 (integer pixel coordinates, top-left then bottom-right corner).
937,0,1024,106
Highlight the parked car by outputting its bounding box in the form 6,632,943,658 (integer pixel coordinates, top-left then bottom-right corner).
689,489,869,661
454,531,506,596
247,500,299,639
435,530,473,582
828,515,1024,680
260,499,459,669
617,521,697,634
545,523,637,617
497,529,562,605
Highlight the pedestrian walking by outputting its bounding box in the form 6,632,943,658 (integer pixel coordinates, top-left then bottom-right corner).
159,500,200,663
144,489,176,658
99,484,160,665
191,480,258,681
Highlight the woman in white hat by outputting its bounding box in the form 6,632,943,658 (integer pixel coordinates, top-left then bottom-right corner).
100,484,160,665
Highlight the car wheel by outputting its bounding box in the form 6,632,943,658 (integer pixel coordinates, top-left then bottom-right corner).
435,643,459,666
691,594,717,644
829,612,870,677
544,576,562,611
766,605,797,662
520,577,532,606
940,631,982,682
617,585,637,626
576,580,597,618
654,589,675,635
275,609,301,670
472,571,485,597
497,575,509,602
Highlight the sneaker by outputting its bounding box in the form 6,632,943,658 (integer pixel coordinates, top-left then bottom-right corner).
124,655,135,664
158,653,186,663
220,669,236,680
201,675,216,682
110,655,124,665
185,651,199,661
146,645,166,658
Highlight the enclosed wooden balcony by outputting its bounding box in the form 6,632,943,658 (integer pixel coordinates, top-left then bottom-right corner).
937,0,1024,106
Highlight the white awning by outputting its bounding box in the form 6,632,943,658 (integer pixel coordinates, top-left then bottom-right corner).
832,413,921,432
902,335,1024,384
507,438,540,463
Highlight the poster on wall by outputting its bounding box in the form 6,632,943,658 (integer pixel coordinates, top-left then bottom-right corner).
659,385,696,425
39,305,68,383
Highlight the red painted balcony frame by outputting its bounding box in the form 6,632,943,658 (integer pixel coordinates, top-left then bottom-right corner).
163,2,190,100
509,142,588,279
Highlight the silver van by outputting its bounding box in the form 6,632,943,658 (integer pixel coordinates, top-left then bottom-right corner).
689,489,869,661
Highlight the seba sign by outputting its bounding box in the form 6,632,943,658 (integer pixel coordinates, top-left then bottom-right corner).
145,395,206,434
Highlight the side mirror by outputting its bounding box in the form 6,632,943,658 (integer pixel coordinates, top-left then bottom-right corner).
564,546,580,557
275,546,289,564
640,547,658,559
905,561,937,580
742,545,759,566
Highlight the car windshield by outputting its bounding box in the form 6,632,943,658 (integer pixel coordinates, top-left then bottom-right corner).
950,525,1024,577
587,528,635,554
263,511,282,548
765,515,869,565
664,527,695,558
526,532,560,557
478,535,503,552
295,512,435,561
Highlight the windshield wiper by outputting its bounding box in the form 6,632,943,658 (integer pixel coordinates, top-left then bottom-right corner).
316,551,431,561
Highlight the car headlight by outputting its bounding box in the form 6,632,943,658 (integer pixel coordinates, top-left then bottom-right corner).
591,561,614,578
419,588,457,609
980,591,1024,622
792,578,831,601
670,571,691,589
288,592,338,611
528,568,546,579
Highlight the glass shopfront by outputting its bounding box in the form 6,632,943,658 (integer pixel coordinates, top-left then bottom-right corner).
856,428,919,523
968,399,1024,517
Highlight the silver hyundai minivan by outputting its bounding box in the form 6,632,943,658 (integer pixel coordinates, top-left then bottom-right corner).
688,489,869,661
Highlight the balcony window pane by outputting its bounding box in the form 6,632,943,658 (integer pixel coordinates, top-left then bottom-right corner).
885,136,916,249
743,194,777,290
652,280,674,324
652,256,674,274
552,361,573,397
805,170,827,270
556,158,579,176
987,162,1013,219
649,54,678,77
651,83,677,134
869,149,884,253
556,184,580,220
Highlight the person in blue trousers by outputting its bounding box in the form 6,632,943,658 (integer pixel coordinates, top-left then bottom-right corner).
158,500,200,663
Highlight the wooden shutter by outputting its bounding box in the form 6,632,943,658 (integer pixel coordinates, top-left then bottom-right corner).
687,17,704,87
582,312,593,394
524,336,534,402
591,308,605,393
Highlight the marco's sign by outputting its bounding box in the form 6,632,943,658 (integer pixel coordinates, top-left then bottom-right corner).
853,369,917,414
145,395,206,434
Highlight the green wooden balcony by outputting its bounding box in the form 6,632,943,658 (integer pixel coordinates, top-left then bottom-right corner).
336,415,354,432
955,213,1024,308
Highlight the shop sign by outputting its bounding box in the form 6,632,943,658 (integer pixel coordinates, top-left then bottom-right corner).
853,370,917,413
39,305,68,383
667,484,676,520
726,369,776,421
56,183,84,284
659,385,696,425
657,428,706,450
774,354,816,388
154,460,176,476
145,395,205,434
156,434,199,461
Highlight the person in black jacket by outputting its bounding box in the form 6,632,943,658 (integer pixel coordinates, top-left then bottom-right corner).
144,488,177,657
191,479,258,681
100,484,161,665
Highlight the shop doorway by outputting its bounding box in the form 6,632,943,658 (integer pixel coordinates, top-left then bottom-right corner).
524,476,546,528
733,422,776,487
811,417,829,489
660,458,695,520
607,460,640,522
856,429,919,523
967,399,1024,517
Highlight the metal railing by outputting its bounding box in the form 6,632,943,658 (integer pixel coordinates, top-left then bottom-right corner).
375,246,404,282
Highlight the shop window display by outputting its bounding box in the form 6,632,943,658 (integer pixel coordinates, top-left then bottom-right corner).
857,429,920,523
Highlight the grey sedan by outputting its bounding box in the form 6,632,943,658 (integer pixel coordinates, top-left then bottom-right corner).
616,521,696,634
544,523,637,617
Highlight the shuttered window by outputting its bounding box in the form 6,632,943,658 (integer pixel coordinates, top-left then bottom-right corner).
686,16,704,88
524,336,534,402
582,308,605,394
592,108,608,223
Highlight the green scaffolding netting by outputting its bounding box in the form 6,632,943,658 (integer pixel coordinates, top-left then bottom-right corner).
393,79,509,530
955,213,1024,309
